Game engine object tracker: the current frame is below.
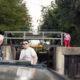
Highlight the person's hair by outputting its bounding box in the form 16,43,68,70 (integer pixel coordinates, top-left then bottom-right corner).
0,34,4,40
22,39,29,43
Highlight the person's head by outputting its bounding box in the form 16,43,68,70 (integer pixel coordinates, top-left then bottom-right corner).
22,40,29,49
66,33,69,34
64,32,69,35
0,34,4,45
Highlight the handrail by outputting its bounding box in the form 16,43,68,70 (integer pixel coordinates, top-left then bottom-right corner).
4,31,64,46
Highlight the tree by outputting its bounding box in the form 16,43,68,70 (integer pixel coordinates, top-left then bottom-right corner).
39,0,80,46
0,0,32,31
39,2,59,31
56,0,80,46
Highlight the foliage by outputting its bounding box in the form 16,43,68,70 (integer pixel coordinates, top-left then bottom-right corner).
56,0,80,46
39,0,80,46
39,2,59,31
0,0,32,31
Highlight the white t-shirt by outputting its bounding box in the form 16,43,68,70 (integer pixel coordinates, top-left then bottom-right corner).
20,47,37,64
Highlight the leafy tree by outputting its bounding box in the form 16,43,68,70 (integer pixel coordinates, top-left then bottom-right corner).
39,0,80,46
39,2,59,31
56,0,80,46
0,0,32,31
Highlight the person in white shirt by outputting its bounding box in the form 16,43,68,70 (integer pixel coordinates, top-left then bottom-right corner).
19,40,38,64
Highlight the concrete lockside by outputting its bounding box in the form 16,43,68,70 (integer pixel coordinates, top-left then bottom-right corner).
55,47,80,75
2,45,16,60
56,47,64,75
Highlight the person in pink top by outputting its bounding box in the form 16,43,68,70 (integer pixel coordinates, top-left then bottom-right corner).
64,33,71,47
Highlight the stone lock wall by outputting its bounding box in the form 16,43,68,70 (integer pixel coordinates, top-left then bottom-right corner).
2,45,16,60
55,47,80,75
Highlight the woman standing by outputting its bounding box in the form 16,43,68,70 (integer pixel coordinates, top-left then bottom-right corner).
64,33,71,47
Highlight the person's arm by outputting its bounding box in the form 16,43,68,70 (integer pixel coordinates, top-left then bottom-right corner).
30,48,38,64
33,55,38,64
19,50,24,60
19,57,23,60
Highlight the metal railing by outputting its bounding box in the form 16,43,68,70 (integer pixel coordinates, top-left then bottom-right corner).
4,31,64,46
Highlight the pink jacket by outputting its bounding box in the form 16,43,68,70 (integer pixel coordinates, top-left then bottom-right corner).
64,33,71,40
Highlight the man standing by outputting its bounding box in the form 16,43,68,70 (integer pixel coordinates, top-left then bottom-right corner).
64,33,71,47
19,40,38,64
0,34,4,60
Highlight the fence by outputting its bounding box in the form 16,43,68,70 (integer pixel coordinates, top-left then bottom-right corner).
4,31,64,46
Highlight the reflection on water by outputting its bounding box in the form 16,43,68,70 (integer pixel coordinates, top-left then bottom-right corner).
0,65,36,80
0,65,69,80
16,67,35,80
0,65,54,80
